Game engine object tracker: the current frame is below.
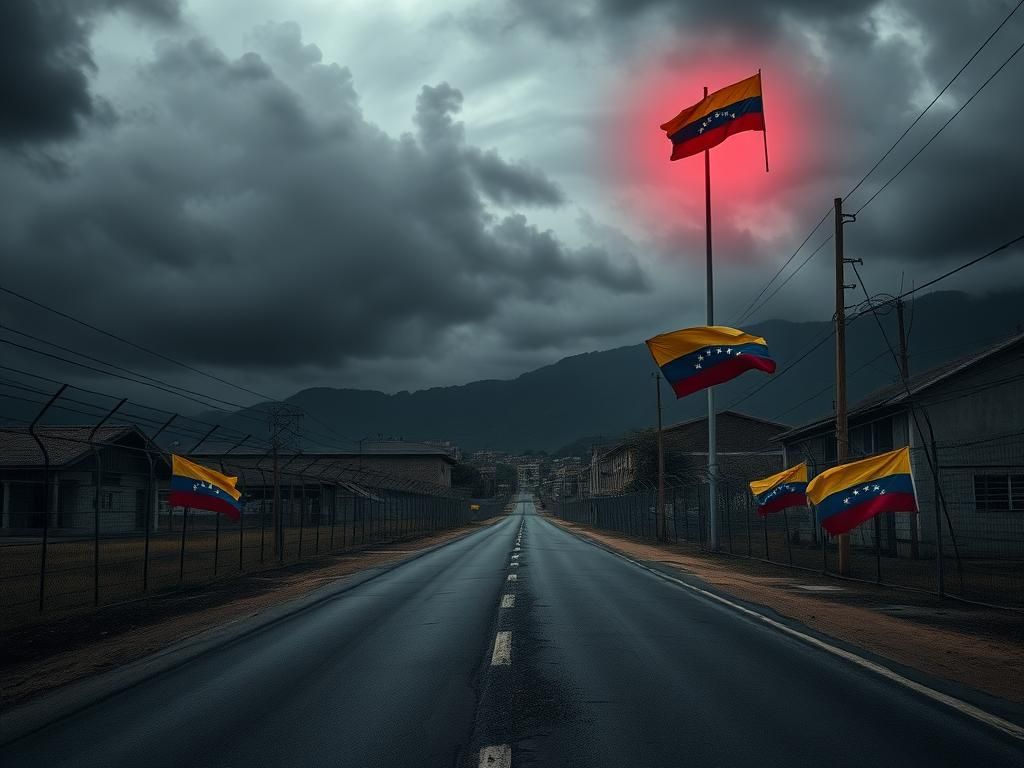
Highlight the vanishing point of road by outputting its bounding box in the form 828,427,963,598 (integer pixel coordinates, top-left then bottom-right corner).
1,495,1021,767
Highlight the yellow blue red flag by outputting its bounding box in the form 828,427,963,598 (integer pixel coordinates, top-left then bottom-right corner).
660,72,765,161
749,463,808,517
646,325,775,398
806,447,918,535
169,454,242,521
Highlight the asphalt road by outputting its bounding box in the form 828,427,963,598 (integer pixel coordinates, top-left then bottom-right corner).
1,495,1021,767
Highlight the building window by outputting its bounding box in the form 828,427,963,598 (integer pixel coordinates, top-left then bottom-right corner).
821,435,836,466
873,417,894,452
974,475,1024,512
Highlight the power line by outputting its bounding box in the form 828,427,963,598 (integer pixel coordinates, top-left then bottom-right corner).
731,1,1022,326
732,209,831,325
854,37,1024,215
896,233,1024,300
0,283,359,446
771,348,890,421
727,324,842,410
0,323,258,413
844,0,1024,206
0,331,365,451
737,233,833,324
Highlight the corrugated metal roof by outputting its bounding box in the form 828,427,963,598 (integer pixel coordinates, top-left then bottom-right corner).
776,331,1024,442
0,425,142,468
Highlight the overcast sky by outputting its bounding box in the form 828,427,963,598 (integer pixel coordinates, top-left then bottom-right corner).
2,0,1022,411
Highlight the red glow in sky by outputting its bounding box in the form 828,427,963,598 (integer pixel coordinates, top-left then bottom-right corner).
605,45,833,262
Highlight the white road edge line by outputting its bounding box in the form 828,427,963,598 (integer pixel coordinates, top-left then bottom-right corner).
479,744,512,768
600,542,1024,741
501,594,515,608
491,631,512,665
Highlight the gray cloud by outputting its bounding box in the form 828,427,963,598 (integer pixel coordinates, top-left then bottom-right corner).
0,21,648,388
0,0,181,145
479,0,1024,302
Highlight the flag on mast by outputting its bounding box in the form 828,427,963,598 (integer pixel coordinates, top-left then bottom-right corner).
660,72,765,161
646,325,775,399
806,447,918,535
750,463,808,517
169,454,242,521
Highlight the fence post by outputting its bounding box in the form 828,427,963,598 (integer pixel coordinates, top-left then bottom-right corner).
88,398,127,607
179,507,188,584
28,385,67,613
931,439,945,597
745,493,752,557
783,507,793,566
218,435,250,575
873,515,882,583
143,414,176,593
257,467,268,564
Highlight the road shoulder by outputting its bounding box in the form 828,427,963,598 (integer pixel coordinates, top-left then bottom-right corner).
0,517,506,726
542,515,1024,716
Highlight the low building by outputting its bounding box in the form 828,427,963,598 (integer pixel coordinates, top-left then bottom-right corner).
586,411,788,496
517,462,540,489
777,332,1024,557
195,440,458,493
0,425,168,533
587,442,638,496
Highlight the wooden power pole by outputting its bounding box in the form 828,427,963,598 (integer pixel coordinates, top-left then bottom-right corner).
655,373,666,542
834,197,851,575
896,299,910,380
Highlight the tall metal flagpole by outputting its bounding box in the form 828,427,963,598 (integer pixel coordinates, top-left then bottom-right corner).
704,85,719,551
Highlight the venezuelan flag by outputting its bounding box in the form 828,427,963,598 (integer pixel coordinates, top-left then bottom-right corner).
169,454,242,521
660,73,765,161
646,326,775,399
806,447,918,536
749,463,808,517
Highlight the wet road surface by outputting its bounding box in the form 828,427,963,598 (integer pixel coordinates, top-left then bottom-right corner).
2,495,1021,767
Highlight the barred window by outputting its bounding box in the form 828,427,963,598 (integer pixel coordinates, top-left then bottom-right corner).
974,474,1024,512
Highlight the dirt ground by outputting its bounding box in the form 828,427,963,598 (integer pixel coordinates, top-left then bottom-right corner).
0,517,504,712
546,516,1024,705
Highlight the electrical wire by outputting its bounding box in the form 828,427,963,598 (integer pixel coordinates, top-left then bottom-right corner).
731,0,1023,326
854,37,1024,215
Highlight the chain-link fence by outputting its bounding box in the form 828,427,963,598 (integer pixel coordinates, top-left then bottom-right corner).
548,434,1024,609
0,429,508,628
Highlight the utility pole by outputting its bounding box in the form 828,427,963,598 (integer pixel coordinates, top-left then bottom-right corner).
654,373,666,542
896,297,920,558
896,298,910,381
269,405,302,559
704,85,719,552
834,196,852,575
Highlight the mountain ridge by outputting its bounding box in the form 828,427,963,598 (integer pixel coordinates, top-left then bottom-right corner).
203,289,1023,453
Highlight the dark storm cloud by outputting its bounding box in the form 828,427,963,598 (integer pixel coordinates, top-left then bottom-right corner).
0,22,647,378
475,0,878,40
0,0,180,145
488,0,1024,279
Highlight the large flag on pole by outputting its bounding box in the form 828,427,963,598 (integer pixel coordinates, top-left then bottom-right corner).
646,325,775,398
806,447,918,536
749,463,808,517
169,454,242,521
660,72,765,161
